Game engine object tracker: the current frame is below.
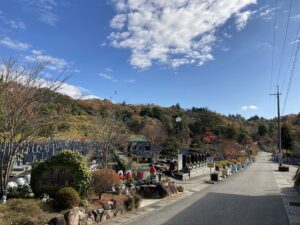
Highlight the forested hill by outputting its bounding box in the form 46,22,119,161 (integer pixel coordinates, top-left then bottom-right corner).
38,92,300,158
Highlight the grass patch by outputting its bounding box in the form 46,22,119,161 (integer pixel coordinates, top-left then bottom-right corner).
0,199,56,225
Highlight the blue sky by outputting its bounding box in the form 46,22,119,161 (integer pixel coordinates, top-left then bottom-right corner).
0,0,300,118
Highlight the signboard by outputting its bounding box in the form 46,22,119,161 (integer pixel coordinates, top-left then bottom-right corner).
207,162,215,168
206,157,214,163
178,153,183,171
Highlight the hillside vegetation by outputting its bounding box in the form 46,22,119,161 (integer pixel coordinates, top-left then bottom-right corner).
36,91,300,159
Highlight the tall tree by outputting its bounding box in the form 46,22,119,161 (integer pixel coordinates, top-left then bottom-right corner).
258,124,268,137
281,124,293,150
0,57,65,200
141,119,167,146
89,117,127,168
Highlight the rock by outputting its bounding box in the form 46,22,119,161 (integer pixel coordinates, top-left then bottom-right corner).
100,210,108,222
92,209,103,223
87,210,95,221
48,215,66,225
65,207,80,225
113,208,121,217
78,211,88,225
107,210,114,219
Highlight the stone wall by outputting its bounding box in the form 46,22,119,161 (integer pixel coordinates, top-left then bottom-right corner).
47,205,124,225
180,166,214,180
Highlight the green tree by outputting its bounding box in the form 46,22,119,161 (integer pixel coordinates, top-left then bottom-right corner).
152,107,163,120
224,125,238,140
161,137,181,158
281,124,293,150
31,150,91,197
258,124,268,136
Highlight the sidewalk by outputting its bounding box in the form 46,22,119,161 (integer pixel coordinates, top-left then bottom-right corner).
271,162,300,225
104,169,242,225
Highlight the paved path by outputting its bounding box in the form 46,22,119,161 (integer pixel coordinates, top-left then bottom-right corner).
106,152,294,225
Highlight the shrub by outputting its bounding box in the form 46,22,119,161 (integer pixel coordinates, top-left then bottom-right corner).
177,186,184,192
54,187,80,210
31,150,91,198
133,194,142,209
91,169,119,198
7,185,32,199
124,196,134,211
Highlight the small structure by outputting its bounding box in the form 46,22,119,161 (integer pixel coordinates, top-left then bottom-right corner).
127,137,161,163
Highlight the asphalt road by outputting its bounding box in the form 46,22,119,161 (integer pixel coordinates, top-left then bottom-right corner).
127,152,289,225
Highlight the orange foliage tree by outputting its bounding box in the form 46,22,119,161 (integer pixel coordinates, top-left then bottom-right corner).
91,169,120,198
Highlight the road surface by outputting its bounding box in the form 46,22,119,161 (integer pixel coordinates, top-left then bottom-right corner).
128,152,289,225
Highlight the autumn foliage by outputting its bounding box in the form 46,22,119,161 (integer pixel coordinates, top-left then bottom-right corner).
91,169,120,198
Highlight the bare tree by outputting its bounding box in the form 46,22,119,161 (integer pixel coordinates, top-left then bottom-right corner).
0,57,65,200
141,119,167,146
88,117,128,168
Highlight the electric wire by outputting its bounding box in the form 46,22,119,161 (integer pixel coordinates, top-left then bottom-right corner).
282,22,300,116
276,0,293,87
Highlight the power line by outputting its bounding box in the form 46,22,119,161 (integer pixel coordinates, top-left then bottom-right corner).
276,0,293,87
282,23,300,115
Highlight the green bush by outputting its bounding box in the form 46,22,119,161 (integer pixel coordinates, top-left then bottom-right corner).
7,186,32,199
133,194,142,209
113,150,126,171
124,196,134,211
30,150,91,198
55,187,80,210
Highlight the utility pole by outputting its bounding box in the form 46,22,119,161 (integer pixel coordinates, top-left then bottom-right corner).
270,85,282,166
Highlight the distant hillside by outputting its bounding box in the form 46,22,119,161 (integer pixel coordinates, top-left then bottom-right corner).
33,90,300,159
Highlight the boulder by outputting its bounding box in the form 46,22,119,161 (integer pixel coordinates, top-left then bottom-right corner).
100,210,108,222
87,210,95,221
65,207,80,225
48,215,67,225
107,209,114,219
113,208,123,217
78,211,88,225
91,210,100,223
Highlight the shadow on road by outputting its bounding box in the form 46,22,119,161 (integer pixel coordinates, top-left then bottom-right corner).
164,192,289,225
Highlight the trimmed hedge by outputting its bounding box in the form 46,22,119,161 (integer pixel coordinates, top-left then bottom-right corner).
55,187,80,210
30,149,91,198
113,150,127,171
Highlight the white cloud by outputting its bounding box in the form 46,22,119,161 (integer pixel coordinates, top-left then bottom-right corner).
58,83,95,99
124,79,135,83
0,11,26,30
20,0,59,26
0,37,30,50
235,11,253,31
0,62,98,100
110,14,127,29
98,72,118,82
109,0,256,69
80,95,102,100
99,73,113,80
8,20,26,30
24,51,70,72
292,14,300,21
105,67,113,73
257,6,276,21
241,105,258,111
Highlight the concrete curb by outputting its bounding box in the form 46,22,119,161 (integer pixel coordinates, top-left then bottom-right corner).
271,163,300,225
